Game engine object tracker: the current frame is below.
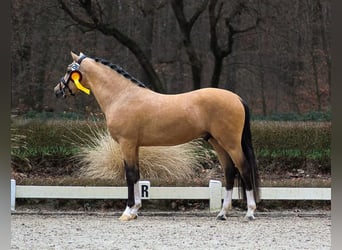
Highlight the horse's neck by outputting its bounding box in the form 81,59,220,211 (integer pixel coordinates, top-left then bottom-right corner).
83,62,134,114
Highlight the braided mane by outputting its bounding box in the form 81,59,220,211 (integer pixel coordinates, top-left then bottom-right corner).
94,57,146,88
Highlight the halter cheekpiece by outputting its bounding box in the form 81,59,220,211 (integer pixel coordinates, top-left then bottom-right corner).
60,54,90,96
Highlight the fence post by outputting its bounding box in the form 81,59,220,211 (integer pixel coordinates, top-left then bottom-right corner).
11,179,16,211
139,180,151,200
209,180,222,213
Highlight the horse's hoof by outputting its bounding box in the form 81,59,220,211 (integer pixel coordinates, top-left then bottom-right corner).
119,214,137,221
216,215,227,221
243,215,255,222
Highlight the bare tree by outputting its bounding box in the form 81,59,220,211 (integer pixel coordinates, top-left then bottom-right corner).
11,0,331,115
208,0,260,88
58,0,166,92
306,0,331,111
171,0,261,89
171,0,208,89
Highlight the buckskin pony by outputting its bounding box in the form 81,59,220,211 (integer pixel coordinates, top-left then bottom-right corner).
54,52,260,221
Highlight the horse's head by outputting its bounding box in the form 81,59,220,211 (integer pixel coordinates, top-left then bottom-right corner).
54,51,91,98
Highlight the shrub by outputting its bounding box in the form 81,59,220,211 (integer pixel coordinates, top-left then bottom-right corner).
10,119,101,176
11,119,215,184
11,118,331,184
252,121,331,174
252,110,331,121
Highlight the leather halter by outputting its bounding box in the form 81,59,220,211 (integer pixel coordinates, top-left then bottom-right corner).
59,55,89,96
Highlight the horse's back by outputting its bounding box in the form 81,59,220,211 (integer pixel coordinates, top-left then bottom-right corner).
189,88,245,118
157,87,245,127
195,87,241,101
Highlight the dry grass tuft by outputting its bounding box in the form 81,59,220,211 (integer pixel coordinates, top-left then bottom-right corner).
75,127,212,183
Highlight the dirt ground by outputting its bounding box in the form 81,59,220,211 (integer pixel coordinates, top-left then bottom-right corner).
11,211,330,250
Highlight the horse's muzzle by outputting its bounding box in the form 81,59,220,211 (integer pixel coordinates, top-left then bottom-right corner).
55,90,64,98
54,85,65,98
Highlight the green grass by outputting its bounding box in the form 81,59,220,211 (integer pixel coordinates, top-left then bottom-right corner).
257,149,330,160
13,145,78,158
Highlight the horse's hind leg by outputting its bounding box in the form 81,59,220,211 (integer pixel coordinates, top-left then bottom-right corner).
229,148,257,220
209,138,236,220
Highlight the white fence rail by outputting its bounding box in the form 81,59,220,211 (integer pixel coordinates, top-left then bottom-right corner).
10,179,331,212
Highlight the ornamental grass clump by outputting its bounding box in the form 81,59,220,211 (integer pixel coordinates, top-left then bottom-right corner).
75,127,212,183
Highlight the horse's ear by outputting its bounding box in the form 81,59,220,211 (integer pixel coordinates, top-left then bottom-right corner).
70,51,79,61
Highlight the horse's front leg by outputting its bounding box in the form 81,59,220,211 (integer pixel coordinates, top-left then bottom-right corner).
119,163,141,221
119,143,141,221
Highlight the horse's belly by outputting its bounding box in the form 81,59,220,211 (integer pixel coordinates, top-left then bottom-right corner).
139,122,205,146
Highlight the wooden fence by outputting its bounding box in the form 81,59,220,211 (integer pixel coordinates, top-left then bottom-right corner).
10,179,331,212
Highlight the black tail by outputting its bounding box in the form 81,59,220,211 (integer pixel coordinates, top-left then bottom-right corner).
238,99,260,202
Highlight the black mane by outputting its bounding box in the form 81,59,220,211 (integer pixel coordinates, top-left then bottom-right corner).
93,57,147,88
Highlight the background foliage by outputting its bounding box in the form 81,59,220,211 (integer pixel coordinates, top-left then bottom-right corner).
11,1,331,186
11,118,331,186
11,0,331,117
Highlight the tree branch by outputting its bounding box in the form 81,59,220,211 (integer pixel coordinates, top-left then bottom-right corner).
189,0,210,28
171,0,209,89
58,0,96,29
208,0,261,87
58,0,165,92
208,0,220,57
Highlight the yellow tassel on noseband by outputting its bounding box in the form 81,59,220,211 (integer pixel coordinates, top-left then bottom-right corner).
70,71,90,95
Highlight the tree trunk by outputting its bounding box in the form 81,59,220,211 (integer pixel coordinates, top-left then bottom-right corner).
58,0,166,93
171,0,208,89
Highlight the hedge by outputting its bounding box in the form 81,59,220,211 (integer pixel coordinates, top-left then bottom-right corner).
11,119,331,178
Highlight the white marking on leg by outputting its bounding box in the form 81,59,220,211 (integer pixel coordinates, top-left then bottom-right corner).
120,183,141,221
217,189,233,220
131,183,142,215
245,190,256,219
122,206,131,216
